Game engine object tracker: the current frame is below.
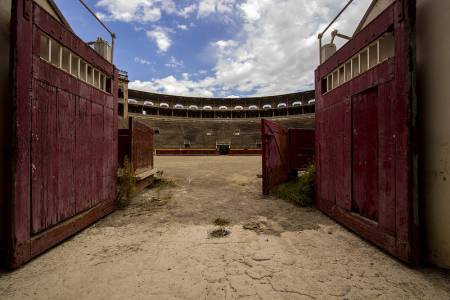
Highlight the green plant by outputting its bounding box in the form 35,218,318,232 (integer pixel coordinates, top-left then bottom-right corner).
117,156,137,207
272,164,316,207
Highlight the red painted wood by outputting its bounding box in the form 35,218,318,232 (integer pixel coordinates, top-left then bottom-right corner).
8,0,33,267
33,5,113,74
351,88,379,222
261,119,290,195
315,0,417,263
91,103,104,206
4,1,118,268
288,129,315,170
75,98,93,212
132,119,154,173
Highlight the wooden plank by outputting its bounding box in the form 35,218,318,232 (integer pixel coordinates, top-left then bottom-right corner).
261,119,290,195
57,89,76,222
30,200,114,259
91,103,104,206
351,88,379,222
75,97,92,212
103,107,114,202
132,119,154,172
378,81,396,234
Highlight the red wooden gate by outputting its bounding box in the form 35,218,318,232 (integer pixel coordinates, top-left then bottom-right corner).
262,119,315,195
3,1,118,268
315,0,418,263
118,117,154,172
261,119,290,195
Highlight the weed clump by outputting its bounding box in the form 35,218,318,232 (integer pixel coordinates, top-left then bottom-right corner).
117,156,137,207
272,164,316,207
213,218,230,226
209,228,231,238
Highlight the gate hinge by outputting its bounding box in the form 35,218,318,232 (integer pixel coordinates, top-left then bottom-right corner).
24,0,32,21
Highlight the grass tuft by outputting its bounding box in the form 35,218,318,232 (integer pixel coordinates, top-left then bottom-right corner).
271,164,316,207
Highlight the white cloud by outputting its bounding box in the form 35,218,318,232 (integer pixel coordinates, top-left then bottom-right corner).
198,0,236,18
165,56,184,68
179,4,197,18
134,57,152,65
130,76,215,97
214,40,237,49
96,0,162,23
130,0,372,97
146,27,172,52
225,95,240,98
177,24,189,30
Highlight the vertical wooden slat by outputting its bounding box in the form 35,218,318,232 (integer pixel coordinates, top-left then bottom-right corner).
56,89,76,222
75,97,92,212
91,103,104,206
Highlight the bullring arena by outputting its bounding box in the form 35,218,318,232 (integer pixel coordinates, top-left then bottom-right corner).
1,1,450,299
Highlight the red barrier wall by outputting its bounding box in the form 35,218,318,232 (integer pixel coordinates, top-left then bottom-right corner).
3,1,117,268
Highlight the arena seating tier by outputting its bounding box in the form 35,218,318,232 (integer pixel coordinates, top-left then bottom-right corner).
132,114,315,149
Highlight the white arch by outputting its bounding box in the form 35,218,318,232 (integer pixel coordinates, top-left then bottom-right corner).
248,105,258,110
174,104,184,109
143,101,154,107
263,104,272,109
160,102,169,108
234,105,244,110
308,99,316,104
277,103,287,108
189,105,199,110
292,101,302,107
203,105,212,110
128,99,138,104
219,106,228,110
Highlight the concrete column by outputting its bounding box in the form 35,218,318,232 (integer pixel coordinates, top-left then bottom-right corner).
417,0,450,269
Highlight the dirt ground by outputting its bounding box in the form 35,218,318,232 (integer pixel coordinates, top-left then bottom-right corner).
1,156,449,299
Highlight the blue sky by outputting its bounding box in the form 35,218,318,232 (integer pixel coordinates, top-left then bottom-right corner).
54,0,371,97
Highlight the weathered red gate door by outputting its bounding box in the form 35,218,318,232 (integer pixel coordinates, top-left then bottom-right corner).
315,1,418,263
261,119,289,195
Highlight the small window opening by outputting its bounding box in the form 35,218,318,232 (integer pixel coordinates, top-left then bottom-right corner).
50,39,61,67
87,66,93,84
106,78,112,93
80,61,87,81
93,69,99,88
369,43,378,69
71,55,79,77
360,49,368,73
61,48,70,73
352,56,360,77
40,35,50,61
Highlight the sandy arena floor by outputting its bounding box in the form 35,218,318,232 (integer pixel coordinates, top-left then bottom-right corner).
1,156,449,299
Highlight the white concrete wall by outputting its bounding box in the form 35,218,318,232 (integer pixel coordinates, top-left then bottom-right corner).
417,0,450,269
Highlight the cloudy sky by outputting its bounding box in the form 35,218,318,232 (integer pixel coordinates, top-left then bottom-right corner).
54,0,371,97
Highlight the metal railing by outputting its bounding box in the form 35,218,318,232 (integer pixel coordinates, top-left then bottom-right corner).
318,0,355,63
78,0,116,64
